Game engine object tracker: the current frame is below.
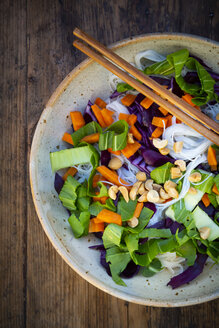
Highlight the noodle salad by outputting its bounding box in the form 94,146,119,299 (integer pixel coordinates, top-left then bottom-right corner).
50,49,219,289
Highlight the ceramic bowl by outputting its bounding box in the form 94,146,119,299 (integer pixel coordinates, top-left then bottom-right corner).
30,33,219,307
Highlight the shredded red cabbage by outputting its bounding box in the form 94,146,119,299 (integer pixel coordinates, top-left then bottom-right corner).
54,173,64,194
142,149,174,166
167,253,208,289
83,100,97,124
100,150,111,166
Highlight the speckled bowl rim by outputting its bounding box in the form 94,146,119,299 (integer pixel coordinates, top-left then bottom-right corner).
30,33,219,307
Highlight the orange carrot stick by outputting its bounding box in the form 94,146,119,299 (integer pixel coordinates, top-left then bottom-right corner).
166,114,173,127
151,127,163,138
96,166,129,186
92,193,108,204
101,108,114,126
202,193,210,207
92,174,106,188
108,148,121,155
94,97,107,109
128,114,137,126
96,209,122,226
89,219,105,233
207,146,217,171
212,184,219,195
118,113,130,122
62,132,74,145
182,94,196,107
62,167,77,181
140,97,153,109
121,141,141,158
158,106,169,116
130,125,142,141
70,111,85,131
133,202,144,218
81,133,100,143
121,94,136,106
152,116,169,128
91,104,107,128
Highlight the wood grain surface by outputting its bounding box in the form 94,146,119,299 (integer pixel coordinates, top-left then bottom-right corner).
0,0,219,327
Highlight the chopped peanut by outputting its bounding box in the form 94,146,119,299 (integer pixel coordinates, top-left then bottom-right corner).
118,186,129,203
136,171,147,181
199,227,211,240
188,187,197,195
108,157,122,170
138,191,148,202
174,159,186,172
164,180,177,192
153,138,168,149
145,179,154,191
159,147,170,155
170,167,182,179
168,187,179,199
128,217,139,228
173,141,183,153
188,172,202,183
147,190,160,203
108,185,119,200
127,133,135,144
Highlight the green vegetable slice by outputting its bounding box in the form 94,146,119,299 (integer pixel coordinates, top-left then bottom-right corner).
150,162,174,184
59,175,81,211
106,246,131,286
89,199,116,216
50,145,95,172
139,228,172,239
117,197,137,221
99,120,129,151
142,258,163,277
68,211,90,238
191,170,214,194
176,240,197,266
71,121,102,146
126,207,154,233
102,224,124,249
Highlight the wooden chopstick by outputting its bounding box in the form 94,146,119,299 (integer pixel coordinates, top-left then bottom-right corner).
73,38,219,145
73,28,219,135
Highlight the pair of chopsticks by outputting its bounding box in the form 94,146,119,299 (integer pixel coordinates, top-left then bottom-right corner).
73,28,219,145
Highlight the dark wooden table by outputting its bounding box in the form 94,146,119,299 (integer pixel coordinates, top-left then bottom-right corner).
1,1,219,327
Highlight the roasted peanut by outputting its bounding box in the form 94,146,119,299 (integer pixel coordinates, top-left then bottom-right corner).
138,191,148,202
128,217,139,228
153,183,162,192
188,187,197,195
130,186,139,201
174,159,186,172
199,227,210,240
188,172,202,183
136,171,147,182
108,185,119,200
127,133,135,144
108,157,122,170
147,190,160,203
170,167,182,179
138,183,146,195
164,180,177,192
153,138,168,149
145,179,154,191
173,141,183,153
159,147,170,155
160,188,170,200
118,186,129,203
167,187,179,199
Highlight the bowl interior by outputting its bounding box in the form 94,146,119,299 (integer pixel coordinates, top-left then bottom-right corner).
30,34,219,306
